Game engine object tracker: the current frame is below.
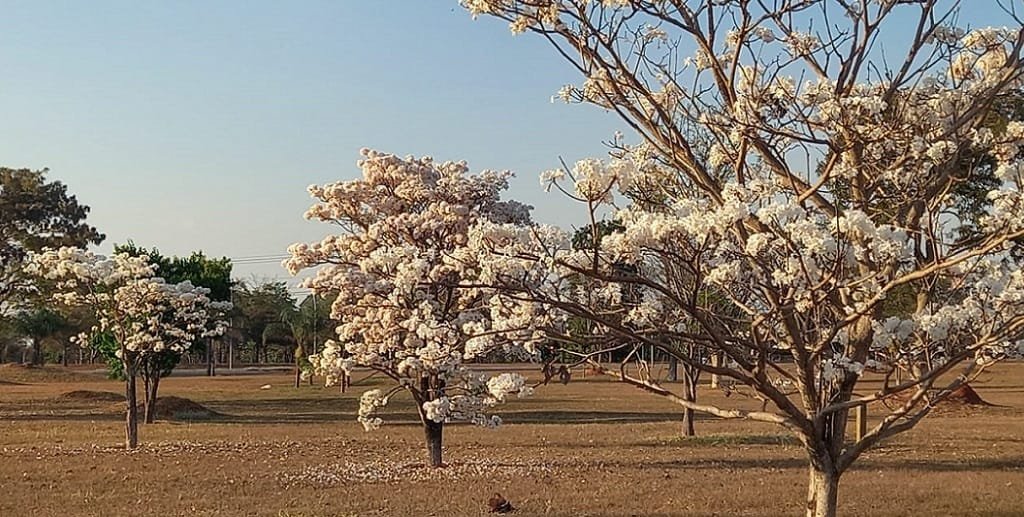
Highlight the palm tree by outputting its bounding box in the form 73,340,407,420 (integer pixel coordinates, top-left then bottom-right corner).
284,294,337,387
13,308,66,365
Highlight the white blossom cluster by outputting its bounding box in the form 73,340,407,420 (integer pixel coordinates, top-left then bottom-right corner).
27,247,229,360
472,146,1024,383
453,36,1024,386
290,149,533,431
458,0,1024,384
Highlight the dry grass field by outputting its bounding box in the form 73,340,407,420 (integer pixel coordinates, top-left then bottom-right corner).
1,362,1023,516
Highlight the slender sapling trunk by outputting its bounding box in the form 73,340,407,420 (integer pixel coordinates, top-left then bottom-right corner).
124,358,139,449
143,374,160,424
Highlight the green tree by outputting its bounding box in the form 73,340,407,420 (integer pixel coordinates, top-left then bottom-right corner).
232,280,296,364
284,293,338,387
12,308,68,366
0,168,103,364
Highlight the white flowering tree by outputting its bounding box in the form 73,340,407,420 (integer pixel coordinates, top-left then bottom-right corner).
28,248,226,448
463,2,1024,515
287,149,535,467
136,282,230,423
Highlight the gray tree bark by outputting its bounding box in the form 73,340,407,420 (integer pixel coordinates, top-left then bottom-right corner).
806,463,839,517
124,359,139,449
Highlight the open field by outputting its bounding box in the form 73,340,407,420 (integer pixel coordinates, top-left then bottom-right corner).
1,363,1023,516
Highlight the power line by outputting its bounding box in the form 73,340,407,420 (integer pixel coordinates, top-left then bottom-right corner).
229,253,291,261
232,257,291,265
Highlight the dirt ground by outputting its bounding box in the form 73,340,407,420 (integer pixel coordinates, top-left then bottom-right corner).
1,362,1022,516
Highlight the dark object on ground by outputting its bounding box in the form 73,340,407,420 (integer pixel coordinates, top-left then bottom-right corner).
488,493,514,513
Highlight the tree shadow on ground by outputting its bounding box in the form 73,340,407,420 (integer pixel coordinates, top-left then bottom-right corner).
209,408,701,425
498,410,702,424
596,456,1024,473
858,457,1024,472
0,412,123,422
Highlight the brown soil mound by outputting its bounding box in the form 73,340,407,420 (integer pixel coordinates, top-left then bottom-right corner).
143,396,221,421
58,390,125,402
877,384,996,415
942,384,993,406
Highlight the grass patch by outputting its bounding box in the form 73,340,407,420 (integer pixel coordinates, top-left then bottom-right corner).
169,410,223,422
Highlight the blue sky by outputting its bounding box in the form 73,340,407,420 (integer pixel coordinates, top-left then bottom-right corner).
0,1,621,288
0,1,1012,290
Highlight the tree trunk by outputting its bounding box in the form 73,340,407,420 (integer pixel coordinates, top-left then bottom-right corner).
424,420,444,468
62,342,69,367
206,340,215,377
681,408,695,437
142,374,151,422
32,339,43,366
666,356,678,382
681,369,697,437
124,360,139,449
709,352,721,388
143,374,160,424
806,464,839,517
293,344,305,388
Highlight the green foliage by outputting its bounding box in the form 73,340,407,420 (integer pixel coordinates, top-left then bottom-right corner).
0,168,104,356
287,293,336,347
571,219,625,251
952,91,1024,242
12,307,67,340
0,168,104,261
233,280,297,361
92,332,124,379
114,242,232,301
262,321,295,347
10,298,73,365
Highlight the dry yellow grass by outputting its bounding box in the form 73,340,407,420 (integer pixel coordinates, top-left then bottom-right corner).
1,362,1022,516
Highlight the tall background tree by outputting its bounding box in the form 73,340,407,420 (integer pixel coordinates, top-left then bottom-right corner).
0,168,103,364
285,292,338,387
231,280,296,364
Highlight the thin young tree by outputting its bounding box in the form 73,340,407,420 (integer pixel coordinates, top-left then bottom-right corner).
462,2,1024,515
